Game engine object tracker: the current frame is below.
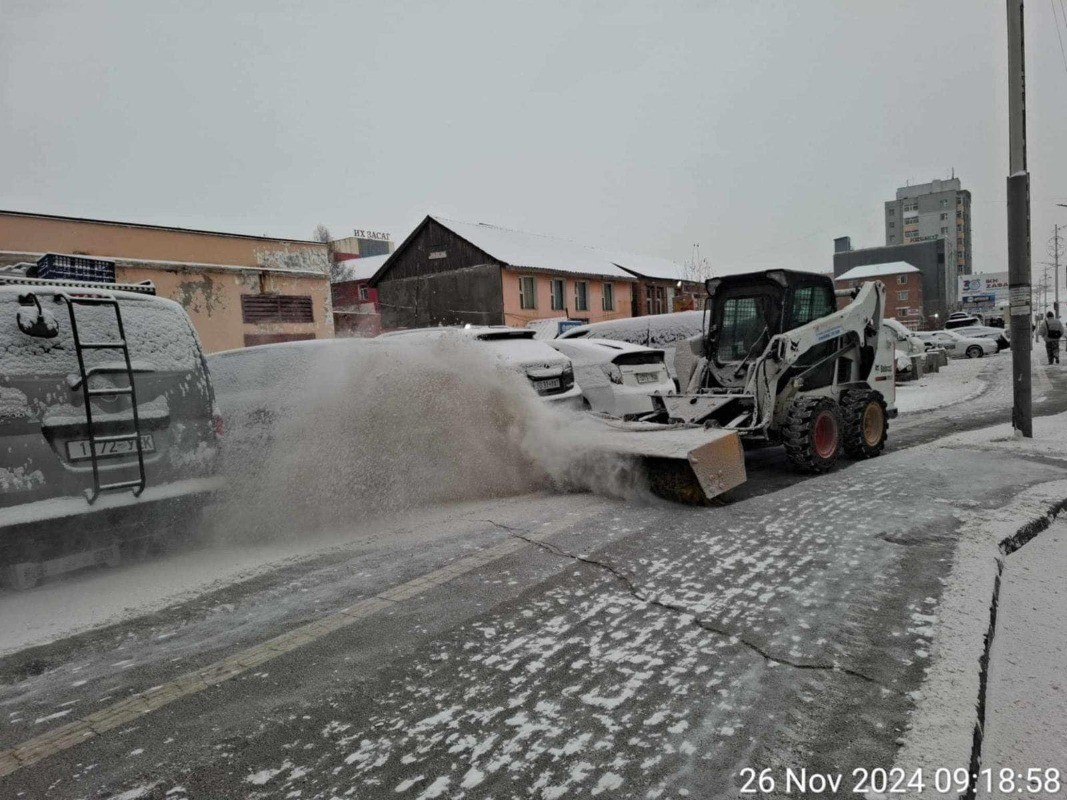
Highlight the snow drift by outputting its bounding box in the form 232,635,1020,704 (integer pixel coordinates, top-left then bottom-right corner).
206,337,647,541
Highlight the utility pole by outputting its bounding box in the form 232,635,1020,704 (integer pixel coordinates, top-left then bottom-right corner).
1053,223,1062,317
1007,0,1032,437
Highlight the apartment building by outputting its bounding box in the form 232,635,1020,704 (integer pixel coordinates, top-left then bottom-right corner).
884,177,971,305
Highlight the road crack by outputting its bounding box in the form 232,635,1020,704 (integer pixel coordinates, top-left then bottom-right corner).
484,519,889,689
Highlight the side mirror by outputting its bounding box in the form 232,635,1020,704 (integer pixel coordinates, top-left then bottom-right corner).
16,293,59,339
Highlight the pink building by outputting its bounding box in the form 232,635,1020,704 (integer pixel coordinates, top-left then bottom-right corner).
331,253,389,337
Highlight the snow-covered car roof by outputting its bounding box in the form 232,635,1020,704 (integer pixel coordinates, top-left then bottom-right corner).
548,337,664,365
557,311,706,347
952,325,1006,336
377,326,568,367
378,325,537,341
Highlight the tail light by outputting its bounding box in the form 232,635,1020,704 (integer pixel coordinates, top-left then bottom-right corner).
601,363,623,384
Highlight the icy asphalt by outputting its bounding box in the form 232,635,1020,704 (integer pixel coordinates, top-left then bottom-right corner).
2,355,1067,799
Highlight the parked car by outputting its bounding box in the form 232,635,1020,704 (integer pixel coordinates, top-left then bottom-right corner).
379,326,581,403
556,310,706,385
547,338,675,417
950,324,1010,351
208,338,377,475
944,314,982,329
915,330,997,358
883,318,925,356
0,277,222,588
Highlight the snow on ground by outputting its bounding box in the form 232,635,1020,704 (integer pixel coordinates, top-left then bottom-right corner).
894,355,990,414
978,520,1067,795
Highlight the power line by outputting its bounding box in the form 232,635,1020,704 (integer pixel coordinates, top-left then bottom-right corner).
1052,0,1067,77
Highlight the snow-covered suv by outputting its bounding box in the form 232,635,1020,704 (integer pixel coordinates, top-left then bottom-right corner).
0,277,222,588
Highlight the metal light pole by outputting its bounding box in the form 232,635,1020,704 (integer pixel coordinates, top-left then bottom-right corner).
1007,0,1032,436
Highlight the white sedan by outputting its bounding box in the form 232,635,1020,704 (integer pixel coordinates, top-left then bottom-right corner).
379,326,582,403
915,330,997,358
547,338,675,418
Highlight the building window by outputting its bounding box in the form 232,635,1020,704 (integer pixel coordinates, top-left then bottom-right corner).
940,213,947,220
602,282,614,311
574,281,589,312
889,222,895,229
941,227,948,234
358,285,369,301
241,294,314,323
518,276,537,310
896,274,908,285
888,209,895,216
549,278,564,311
897,291,908,301
940,199,948,208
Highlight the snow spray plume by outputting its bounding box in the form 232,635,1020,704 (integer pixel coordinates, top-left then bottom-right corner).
206,338,648,542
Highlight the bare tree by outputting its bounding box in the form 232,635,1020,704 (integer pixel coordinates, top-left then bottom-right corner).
682,243,714,284
313,224,345,281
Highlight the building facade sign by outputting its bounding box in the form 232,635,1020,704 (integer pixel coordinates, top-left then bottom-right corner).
959,272,1009,310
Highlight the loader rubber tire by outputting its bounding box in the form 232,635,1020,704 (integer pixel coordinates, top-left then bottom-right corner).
840,389,888,460
782,396,842,473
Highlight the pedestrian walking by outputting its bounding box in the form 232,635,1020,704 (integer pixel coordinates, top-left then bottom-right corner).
1037,311,1064,364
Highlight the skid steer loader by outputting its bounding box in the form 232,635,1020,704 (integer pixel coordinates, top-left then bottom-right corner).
581,269,895,504
654,268,896,474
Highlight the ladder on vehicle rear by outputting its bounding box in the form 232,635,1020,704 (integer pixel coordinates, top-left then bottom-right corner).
56,292,147,504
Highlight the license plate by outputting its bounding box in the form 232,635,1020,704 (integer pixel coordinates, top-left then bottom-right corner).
66,434,155,462
636,372,661,384
533,378,561,392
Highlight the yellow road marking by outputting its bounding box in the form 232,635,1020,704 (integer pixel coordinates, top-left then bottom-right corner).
0,513,590,778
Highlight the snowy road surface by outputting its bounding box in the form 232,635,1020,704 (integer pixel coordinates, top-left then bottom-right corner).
1,354,1066,799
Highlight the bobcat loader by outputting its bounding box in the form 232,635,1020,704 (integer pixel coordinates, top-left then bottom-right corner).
594,269,896,503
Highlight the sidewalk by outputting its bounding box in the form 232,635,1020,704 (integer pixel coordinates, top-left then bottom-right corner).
978,521,1067,796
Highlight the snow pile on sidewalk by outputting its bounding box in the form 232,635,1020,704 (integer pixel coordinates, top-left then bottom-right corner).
208,338,648,541
894,357,989,414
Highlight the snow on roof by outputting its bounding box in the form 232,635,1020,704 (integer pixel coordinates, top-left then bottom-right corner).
836,262,919,281
607,251,688,281
333,253,390,283
432,217,638,280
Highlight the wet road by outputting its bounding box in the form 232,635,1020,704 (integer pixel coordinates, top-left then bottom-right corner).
1,355,1065,799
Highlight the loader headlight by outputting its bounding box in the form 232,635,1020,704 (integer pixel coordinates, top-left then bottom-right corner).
601,363,623,384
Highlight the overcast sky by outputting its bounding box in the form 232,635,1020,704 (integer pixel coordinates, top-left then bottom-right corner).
3,1,1067,278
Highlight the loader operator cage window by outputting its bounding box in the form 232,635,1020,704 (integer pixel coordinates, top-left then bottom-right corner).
717,296,768,361
788,285,835,329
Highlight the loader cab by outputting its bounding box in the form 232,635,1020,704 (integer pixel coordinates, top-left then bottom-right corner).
703,270,836,389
